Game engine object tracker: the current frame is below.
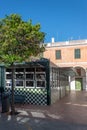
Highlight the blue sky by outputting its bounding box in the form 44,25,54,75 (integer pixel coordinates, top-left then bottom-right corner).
0,0,87,42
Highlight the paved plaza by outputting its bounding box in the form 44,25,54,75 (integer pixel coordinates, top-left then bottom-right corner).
0,91,87,130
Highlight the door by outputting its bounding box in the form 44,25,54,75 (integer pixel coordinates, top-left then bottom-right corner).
75,78,83,91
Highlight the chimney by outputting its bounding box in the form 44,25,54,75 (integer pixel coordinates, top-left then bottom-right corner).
51,37,55,43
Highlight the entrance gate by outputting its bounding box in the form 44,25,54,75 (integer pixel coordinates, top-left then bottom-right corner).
75,78,83,91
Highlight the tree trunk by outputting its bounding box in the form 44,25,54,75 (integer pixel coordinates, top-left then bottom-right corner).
11,63,15,115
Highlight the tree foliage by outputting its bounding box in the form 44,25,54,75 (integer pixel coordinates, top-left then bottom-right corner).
0,14,45,115
0,14,45,64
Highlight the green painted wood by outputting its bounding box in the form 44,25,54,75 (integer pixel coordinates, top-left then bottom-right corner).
1,67,5,88
46,60,51,105
0,67,1,87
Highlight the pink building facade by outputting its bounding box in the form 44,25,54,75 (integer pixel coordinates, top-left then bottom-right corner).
44,39,87,91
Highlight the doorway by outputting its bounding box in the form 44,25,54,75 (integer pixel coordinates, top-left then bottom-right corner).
75,78,83,91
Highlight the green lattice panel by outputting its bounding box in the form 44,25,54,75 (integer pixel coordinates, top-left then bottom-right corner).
5,87,47,105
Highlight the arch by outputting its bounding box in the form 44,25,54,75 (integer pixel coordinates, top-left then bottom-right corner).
70,66,86,91
73,65,86,70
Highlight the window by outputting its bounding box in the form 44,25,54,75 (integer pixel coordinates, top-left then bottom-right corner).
36,73,45,80
74,49,81,59
26,68,34,72
26,81,34,87
76,68,81,76
26,74,34,80
36,67,45,72
16,68,24,72
6,67,46,88
15,68,24,87
6,69,12,87
16,81,24,87
6,74,12,79
37,81,45,87
55,50,61,59
16,74,24,79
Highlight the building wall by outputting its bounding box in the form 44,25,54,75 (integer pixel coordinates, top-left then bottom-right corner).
44,40,87,68
44,39,87,91
51,87,60,104
51,86,66,104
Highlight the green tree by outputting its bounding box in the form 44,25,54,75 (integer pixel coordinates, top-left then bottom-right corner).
0,14,45,115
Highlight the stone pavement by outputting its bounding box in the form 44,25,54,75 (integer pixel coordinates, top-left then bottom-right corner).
16,91,87,124
0,112,87,130
0,91,87,130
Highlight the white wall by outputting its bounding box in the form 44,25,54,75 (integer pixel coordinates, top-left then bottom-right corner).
70,77,75,90
51,87,60,104
51,86,66,104
83,76,86,90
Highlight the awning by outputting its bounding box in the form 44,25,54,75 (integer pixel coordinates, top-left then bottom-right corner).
60,67,78,76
